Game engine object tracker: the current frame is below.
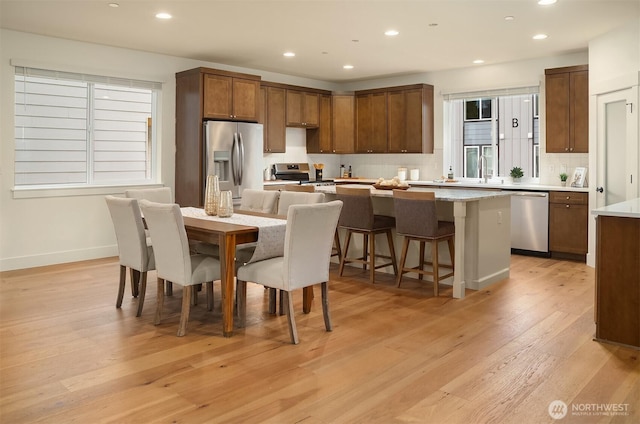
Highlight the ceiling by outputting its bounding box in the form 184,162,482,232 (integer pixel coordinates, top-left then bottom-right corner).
1,0,638,82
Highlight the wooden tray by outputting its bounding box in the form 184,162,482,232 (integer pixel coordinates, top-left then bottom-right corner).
373,184,410,190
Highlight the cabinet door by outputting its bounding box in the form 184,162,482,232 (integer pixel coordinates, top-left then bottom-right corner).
264,87,286,153
232,77,260,122
545,72,571,153
203,74,233,120
387,90,406,152
332,95,355,154
307,94,332,153
571,70,589,153
403,88,425,153
356,93,387,152
302,92,319,127
549,203,588,254
286,90,303,126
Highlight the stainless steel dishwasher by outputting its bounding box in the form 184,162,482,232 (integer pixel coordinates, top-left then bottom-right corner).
510,191,550,256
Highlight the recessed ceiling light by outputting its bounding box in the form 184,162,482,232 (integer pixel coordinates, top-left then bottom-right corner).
538,0,557,5
533,33,548,40
428,23,438,27
473,59,485,64
108,3,119,7
283,52,295,57
504,15,514,21
343,65,354,70
155,12,172,19
384,30,399,36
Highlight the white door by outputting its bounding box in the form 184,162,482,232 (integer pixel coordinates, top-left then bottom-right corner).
595,87,638,207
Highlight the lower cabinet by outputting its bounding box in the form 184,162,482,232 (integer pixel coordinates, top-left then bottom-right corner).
549,191,588,258
595,215,640,349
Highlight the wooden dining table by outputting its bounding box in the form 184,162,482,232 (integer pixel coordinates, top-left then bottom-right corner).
181,208,315,337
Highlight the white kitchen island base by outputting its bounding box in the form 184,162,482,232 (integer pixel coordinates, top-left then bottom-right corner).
321,185,512,299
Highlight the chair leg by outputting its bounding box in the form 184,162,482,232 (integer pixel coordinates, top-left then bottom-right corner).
303,286,313,314
206,281,214,311
418,241,426,281
236,280,247,328
386,229,398,276
177,286,193,337
130,268,140,297
332,230,342,258
166,282,173,296
338,230,353,276
283,291,299,344
278,290,285,316
368,232,375,283
191,284,199,306
135,271,148,317
448,237,455,270
268,288,277,314
321,282,332,332
116,265,126,308
363,233,370,271
396,237,410,287
432,241,440,297
154,278,165,325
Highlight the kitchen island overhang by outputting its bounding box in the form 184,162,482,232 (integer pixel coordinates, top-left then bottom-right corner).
318,185,513,298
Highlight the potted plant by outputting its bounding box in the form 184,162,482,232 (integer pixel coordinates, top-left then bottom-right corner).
510,166,524,183
559,172,568,186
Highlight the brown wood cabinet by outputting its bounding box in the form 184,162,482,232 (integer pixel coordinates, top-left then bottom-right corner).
545,65,589,153
175,67,261,207
595,215,640,349
286,90,319,128
331,94,355,154
387,85,434,153
260,85,286,153
356,92,387,153
307,94,332,153
203,73,260,122
549,191,588,258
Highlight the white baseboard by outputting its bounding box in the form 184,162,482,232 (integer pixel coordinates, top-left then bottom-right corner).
0,245,118,272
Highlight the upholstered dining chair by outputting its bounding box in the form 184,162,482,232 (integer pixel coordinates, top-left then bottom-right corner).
125,187,172,203
276,191,325,215
392,190,455,296
139,200,221,336
238,189,280,214
335,186,398,284
105,195,155,317
236,200,343,344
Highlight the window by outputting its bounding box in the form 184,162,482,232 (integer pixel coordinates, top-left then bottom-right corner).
444,87,539,179
14,66,160,187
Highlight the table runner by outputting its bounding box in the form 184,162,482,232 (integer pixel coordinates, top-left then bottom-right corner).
181,207,286,263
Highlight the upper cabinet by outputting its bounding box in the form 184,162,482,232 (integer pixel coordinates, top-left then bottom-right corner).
307,94,332,153
331,94,355,154
353,84,434,154
286,90,319,127
356,92,387,153
203,72,260,122
387,85,434,153
545,65,589,153
260,85,286,153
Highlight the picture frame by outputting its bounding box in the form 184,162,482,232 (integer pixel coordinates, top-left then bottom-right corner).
571,167,587,188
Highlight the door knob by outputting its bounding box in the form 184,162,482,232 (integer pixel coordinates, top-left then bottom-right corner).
596,187,604,193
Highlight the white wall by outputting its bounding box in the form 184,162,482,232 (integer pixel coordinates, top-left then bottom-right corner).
0,30,335,271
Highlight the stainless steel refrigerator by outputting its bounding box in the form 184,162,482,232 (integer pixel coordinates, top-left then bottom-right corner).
204,121,264,204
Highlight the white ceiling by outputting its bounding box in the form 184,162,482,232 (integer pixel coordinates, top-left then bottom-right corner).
1,0,638,82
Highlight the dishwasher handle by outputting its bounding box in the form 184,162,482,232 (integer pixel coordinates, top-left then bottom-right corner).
512,192,548,197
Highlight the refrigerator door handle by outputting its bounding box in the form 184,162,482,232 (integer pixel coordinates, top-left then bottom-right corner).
237,131,245,185
231,132,241,185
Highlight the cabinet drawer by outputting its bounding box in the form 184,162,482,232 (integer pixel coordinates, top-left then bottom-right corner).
549,191,587,205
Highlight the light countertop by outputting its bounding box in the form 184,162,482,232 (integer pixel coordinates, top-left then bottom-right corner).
333,178,589,192
316,184,513,202
591,198,640,219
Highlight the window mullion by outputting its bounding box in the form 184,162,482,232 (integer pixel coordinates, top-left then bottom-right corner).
87,83,94,184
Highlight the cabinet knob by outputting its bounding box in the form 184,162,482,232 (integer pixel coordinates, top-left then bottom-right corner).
570,147,573,151
566,205,570,208
565,147,569,151
566,196,570,200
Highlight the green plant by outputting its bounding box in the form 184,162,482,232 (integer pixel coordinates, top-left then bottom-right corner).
510,166,524,179
559,172,568,182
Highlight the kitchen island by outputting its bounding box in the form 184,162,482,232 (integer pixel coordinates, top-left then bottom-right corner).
317,185,513,298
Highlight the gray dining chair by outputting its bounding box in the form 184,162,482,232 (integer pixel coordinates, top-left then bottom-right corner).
105,195,155,317
139,200,221,336
236,200,343,344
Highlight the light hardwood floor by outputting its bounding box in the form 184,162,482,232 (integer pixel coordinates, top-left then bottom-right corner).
1,255,638,423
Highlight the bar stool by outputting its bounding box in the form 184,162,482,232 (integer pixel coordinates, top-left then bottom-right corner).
336,186,398,284
392,190,455,296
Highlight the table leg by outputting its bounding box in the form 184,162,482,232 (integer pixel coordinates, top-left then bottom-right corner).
303,286,314,313
453,201,466,299
220,233,237,337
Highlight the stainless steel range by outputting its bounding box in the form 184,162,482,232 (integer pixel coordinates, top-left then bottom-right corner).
272,163,335,187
